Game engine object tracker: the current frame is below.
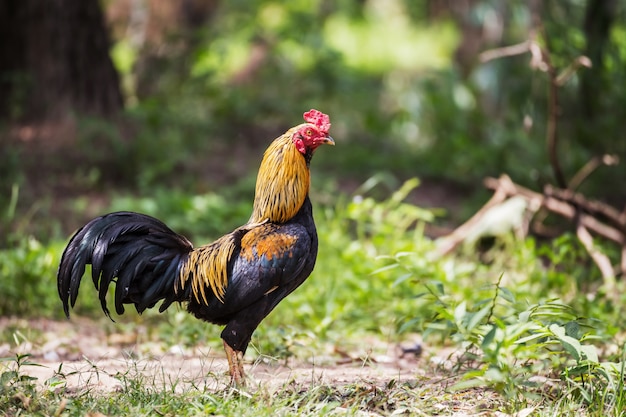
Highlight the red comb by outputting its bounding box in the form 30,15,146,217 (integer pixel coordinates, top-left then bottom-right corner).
303,109,331,134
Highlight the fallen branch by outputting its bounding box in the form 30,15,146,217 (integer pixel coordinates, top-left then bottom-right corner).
544,182,625,233
443,178,625,295
434,185,509,257
484,175,625,245
576,222,616,290
435,180,626,294
436,174,625,288
461,28,624,292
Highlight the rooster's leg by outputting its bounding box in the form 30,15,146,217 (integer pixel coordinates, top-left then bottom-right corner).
223,339,246,386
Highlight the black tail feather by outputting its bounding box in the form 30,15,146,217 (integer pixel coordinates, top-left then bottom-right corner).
57,211,193,319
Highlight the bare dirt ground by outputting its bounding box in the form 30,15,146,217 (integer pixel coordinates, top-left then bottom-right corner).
0,316,513,417
1,316,426,392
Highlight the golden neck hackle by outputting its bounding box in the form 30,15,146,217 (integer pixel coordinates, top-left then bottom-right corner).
249,127,310,224
179,127,311,304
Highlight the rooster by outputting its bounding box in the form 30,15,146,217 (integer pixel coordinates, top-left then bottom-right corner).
57,109,334,385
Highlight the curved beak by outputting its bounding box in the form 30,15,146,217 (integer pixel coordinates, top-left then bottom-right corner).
323,135,335,146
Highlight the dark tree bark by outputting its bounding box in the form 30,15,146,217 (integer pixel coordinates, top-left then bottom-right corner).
574,0,617,155
0,0,123,122
580,0,616,120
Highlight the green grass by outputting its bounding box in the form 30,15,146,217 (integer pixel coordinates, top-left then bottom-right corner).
0,352,505,416
1,179,626,415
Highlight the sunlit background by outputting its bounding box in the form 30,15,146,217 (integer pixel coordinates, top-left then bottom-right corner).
1,1,626,413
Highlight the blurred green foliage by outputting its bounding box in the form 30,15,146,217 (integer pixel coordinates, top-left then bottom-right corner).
2,0,625,231
105,188,252,241
104,0,624,190
0,238,63,317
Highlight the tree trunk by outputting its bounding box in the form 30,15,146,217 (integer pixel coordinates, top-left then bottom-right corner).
0,0,123,122
580,0,616,121
573,0,617,155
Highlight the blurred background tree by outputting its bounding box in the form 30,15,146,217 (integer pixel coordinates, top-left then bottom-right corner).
1,0,625,243
0,0,123,121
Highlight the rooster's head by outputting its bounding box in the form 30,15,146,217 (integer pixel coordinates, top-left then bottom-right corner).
292,109,335,154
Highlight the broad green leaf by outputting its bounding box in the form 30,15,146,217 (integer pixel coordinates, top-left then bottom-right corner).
467,304,492,331
454,301,467,324
550,324,582,361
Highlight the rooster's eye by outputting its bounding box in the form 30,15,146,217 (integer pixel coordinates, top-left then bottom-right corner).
306,129,312,136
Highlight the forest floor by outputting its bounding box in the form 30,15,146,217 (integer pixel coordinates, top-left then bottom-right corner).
0,316,510,416
2,316,431,391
